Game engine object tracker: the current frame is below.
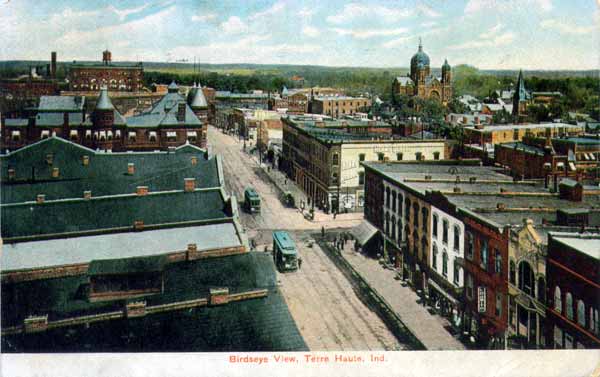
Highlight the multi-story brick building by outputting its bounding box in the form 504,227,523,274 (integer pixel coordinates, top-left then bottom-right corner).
546,232,600,349
67,50,143,92
1,82,207,152
310,95,371,118
463,123,585,147
282,115,447,213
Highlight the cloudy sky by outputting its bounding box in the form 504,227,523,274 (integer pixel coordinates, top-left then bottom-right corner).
1,0,598,69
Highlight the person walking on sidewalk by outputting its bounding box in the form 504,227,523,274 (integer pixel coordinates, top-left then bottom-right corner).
321,226,325,238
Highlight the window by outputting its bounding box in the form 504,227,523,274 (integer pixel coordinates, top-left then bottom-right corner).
537,277,546,303
554,286,562,313
415,152,422,160
518,261,534,296
391,216,396,239
442,251,448,277
577,300,586,327
466,273,474,299
432,244,438,270
432,214,438,238
494,250,502,275
397,194,403,216
466,232,474,260
404,198,410,220
413,203,419,229
566,292,573,320
331,173,339,185
590,307,599,335
453,260,460,284
385,187,390,208
391,192,396,212
480,239,489,271
332,153,339,166
433,151,440,160
397,221,402,242
166,131,176,142
496,292,502,317
396,152,403,161
385,212,390,235
453,225,460,250
442,219,449,244
421,208,428,232
11,131,21,142
378,152,385,161
358,172,365,185
509,261,516,285
149,131,157,142
359,153,365,162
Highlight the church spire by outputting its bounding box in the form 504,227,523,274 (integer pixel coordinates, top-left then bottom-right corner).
418,37,423,51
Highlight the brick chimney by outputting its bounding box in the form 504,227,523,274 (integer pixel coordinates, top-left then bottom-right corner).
134,220,144,231
127,163,135,175
497,203,506,211
51,167,60,178
51,52,57,78
24,315,48,334
209,288,230,306
186,243,197,261
84,190,92,200
184,178,196,192
125,301,147,318
82,155,90,166
36,194,45,204
136,186,149,196
190,156,198,166
177,103,186,122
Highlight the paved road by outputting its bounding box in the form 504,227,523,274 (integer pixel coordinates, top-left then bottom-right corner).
208,126,401,351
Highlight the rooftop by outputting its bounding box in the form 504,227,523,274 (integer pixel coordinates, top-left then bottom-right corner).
551,232,600,260
465,122,583,133
38,96,85,112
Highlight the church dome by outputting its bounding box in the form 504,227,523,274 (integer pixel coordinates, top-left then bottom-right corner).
411,40,430,68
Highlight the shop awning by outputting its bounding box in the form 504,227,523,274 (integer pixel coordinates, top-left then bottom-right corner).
351,220,378,246
428,278,459,305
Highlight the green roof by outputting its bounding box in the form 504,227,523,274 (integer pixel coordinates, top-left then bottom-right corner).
95,87,115,110
1,137,215,204
273,231,297,255
2,252,307,352
88,255,167,276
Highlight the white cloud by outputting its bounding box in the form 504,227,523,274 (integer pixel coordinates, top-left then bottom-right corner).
416,4,442,18
249,1,286,21
480,23,504,39
191,13,217,22
464,0,552,15
331,27,409,39
326,3,412,24
302,25,320,38
107,4,149,21
421,21,438,28
448,31,516,50
381,36,413,48
540,18,595,35
298,7,315,19
220,16,248,35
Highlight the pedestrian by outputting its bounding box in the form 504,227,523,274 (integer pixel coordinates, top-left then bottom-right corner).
284,178,288,185
321,226,325,238
333,211,337,220
298,257,303,269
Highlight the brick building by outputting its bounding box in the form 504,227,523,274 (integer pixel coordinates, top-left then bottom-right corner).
546,232,600,349
310,95,371,118
67,50,143,92
1,81,207,152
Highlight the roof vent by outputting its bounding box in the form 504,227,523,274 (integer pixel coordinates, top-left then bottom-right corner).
209,288,230,306
84,190,92,200
51,167,60,178
136,186,149,196
127,163,135,175
184,178,196,192
36,194,45,204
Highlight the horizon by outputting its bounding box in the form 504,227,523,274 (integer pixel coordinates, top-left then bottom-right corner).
1,0,599,70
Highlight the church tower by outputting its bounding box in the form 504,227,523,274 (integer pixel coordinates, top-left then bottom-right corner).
410,38,430,98
441,59,452,104
512,70,530,123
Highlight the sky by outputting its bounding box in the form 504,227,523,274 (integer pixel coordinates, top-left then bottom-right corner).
1,0,598,70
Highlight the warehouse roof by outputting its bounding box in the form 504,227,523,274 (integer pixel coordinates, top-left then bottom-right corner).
38,96,85,112
1,252,307,352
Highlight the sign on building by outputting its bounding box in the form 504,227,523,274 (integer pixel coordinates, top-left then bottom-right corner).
478,286,487,313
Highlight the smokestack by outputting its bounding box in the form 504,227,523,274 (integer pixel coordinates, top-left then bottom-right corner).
102,50,111,66
51,52,57,78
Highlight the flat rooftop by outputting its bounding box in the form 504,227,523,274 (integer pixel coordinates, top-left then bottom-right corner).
464,122,582,132
1,223,242,272
552,233,600,260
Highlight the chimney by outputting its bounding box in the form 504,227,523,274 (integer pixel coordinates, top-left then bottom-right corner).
125,301,147,318
51,52,57,78
51,167,59,178
453,187,462,193
63,112,69,127
102,50,111,65
24,315,48,334
36,194,45,204
136,186,149,196
497,203,506,211
184,178,196,192
177,103,186,122
82,155,90,166
84,190,92,200
209,288,230,306
186,243,197,261
8,168,15,180
134,220,144,231
190,156,198,166
127,163,135,175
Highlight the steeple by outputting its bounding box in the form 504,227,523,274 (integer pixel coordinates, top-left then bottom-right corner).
95,86,114,110
190,81,208,109
512,69,530,121
418,37,423,52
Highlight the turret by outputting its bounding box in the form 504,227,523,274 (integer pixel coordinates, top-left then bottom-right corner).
442,59,451,84
190,81,208,122
93,86,116,149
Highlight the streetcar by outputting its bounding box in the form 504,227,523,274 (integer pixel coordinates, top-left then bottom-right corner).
272,231,299,272
243,187,261,213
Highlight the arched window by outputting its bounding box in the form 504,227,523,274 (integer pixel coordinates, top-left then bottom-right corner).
404,198,410,220
466,232,474,260
509,260,516,285
413,203,420,228
590,307,599,335
421,207,428,231
480,239,489,271
397,194,403,215
566,292,573,320
391,191,397,212
537,277,546,303
577,300,586,327
391,216,396,239
386,187,390,208
518,261,534,296
397,221,403,242
453,259,460,284
432,214,439,238
432,244,438,270
554,286,562,313
442,219,449,244
453,225,461,250
385,212,390,235
332,153,339,166
442,251,448,277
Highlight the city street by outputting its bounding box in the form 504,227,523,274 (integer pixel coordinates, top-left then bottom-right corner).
208,126,401,350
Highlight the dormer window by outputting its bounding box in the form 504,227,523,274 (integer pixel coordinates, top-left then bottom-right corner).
149,131,157,142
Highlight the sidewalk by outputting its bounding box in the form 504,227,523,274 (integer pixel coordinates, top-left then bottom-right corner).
341,249,466,350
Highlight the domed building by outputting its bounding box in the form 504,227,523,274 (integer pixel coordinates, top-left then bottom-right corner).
392,39,452,105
